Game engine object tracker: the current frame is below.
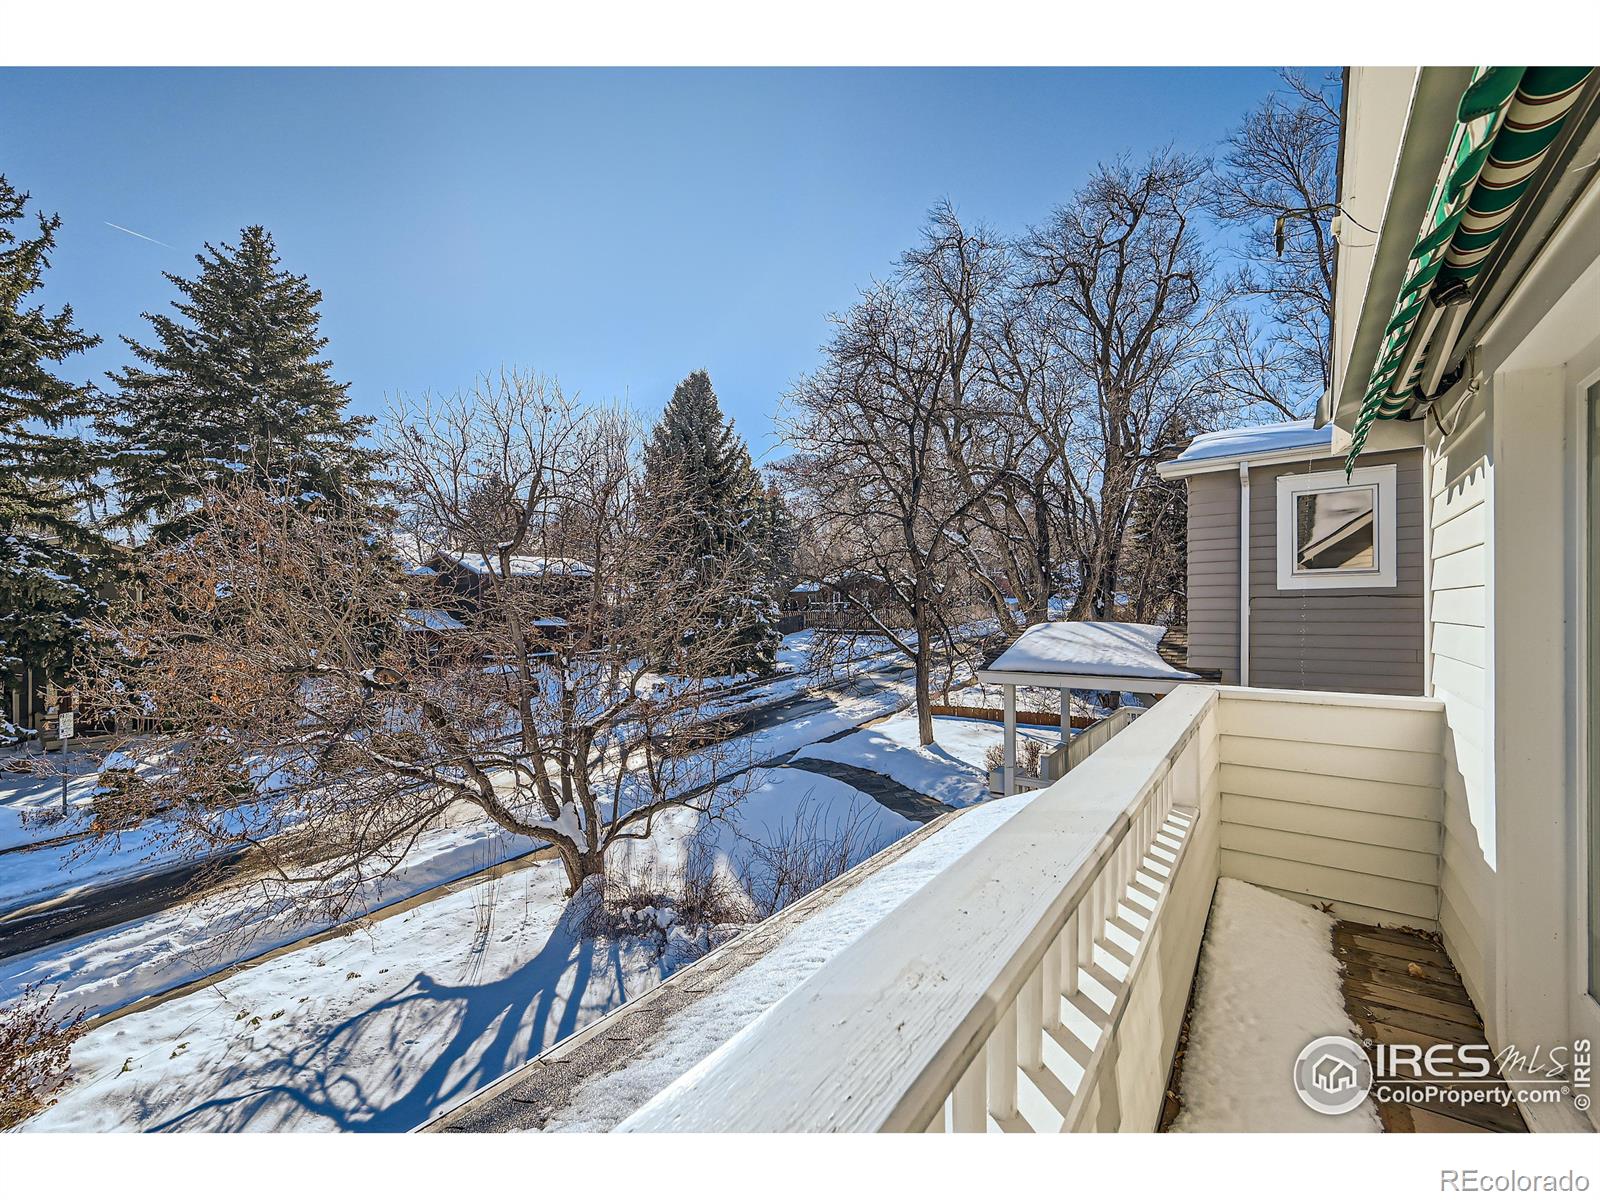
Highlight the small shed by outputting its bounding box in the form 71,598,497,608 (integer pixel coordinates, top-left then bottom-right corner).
976,621,1199,795
1155,418,1424,695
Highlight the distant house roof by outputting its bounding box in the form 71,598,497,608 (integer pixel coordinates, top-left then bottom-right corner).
1156,419,1334,479
398,607,467,633
789,581,823,594
978,621,1199,692
433,550,595,579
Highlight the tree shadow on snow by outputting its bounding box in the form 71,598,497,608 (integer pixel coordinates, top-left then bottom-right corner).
145,893,652,1132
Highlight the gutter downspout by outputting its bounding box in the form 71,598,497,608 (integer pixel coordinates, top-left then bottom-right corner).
1239,461,1251,687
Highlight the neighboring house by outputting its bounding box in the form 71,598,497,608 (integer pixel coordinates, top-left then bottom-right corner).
433,65,1600,1134
779,573,894,631
1156,419,1425,694
422,549,594,609
419,549,592,652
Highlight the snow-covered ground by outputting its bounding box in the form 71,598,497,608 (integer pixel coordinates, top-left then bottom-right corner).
560,788,1043,1131
0,814,544,1020
857,709,1056,771
3,650,944,1132
2,673,918,1018
794,712,1055,808
0,631,914,922
0,750,101,853
17,760,927,1132
22,852,670,1132
1169,878,1380,1132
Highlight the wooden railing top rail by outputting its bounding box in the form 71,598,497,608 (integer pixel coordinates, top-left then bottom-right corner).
620,684,1219,1133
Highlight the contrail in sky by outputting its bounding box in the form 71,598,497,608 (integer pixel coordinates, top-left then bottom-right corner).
105,221,174,248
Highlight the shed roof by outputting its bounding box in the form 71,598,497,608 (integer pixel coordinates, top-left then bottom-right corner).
978,621,1200,693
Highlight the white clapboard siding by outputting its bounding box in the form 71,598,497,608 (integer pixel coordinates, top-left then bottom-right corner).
1220,764,1442,821
1220,849,1439,922
1221,793,1440,853
1424,410,1494,1019
1221,734,1442,789
1216,688,1444,928
1220,824,1438,886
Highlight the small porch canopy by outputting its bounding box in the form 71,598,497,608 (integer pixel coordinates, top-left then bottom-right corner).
976,621,1200,795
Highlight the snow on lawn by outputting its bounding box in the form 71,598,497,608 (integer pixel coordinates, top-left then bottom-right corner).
1169,878,1380,1132
16,766,920,1132
4,676,918,1030
550,787,1044,1131
699,767,914,883
0,750,102,852
21,856,669,1132
0,814,543,1021
865,711,1056,772
793,712,1055,807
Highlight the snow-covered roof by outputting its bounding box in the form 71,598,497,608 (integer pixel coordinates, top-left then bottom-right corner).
980,621,1199,686
1157,419,1334,478
789,581,823,594
398,607,467,633
435,550,595,579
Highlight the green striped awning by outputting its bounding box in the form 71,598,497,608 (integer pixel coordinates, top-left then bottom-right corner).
1346,67,1593,471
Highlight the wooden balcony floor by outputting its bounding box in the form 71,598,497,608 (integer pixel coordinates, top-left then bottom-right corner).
1333,921,1527,1133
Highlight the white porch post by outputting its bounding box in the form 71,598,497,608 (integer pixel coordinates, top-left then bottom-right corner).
1059,687,1071,746
1002,683,1017,796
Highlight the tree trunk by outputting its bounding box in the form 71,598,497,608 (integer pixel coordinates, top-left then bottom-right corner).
1029,478,1051,625
556,842,607,897
913,620,934,747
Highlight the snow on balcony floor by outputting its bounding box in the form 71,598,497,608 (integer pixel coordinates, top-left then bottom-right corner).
1168,878,1380,1132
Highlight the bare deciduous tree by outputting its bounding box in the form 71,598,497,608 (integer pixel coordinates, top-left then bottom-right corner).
782,205,1010,745
1210,69,1343,415
85,374,758,908
1023,150,1222,620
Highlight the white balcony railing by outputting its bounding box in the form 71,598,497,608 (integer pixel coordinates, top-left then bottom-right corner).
622,684,1223,1132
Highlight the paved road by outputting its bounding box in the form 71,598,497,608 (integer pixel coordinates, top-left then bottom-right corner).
0,661,915,964
780,758,952,824
0,848,250,960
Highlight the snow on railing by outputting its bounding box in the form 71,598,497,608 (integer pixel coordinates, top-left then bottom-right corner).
621,684,1219,1133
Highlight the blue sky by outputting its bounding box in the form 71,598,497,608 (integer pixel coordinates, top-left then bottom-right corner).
3,67,1305,461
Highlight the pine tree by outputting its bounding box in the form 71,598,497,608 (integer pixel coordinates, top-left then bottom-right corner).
100,225,376,541
0,176,112,736
642,370,780,675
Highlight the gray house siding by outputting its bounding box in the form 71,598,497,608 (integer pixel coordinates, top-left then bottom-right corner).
1185,470,1241,682
1183,448,1424,696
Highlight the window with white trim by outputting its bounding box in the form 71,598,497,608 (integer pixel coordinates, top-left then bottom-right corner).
1275,464,1398,591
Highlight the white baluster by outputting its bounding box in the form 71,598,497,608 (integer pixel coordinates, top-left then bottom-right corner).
987,1004,1019,1120
951,1048,988,1133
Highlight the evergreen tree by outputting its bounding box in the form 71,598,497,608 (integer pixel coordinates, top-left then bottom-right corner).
0,176,112,735
100,225,376,541
642,370,779,675
754,478,798,587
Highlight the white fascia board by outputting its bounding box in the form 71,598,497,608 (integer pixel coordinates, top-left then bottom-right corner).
1156,444,1342,480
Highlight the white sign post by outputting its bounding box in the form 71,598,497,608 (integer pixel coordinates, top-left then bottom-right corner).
58,710,74,814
